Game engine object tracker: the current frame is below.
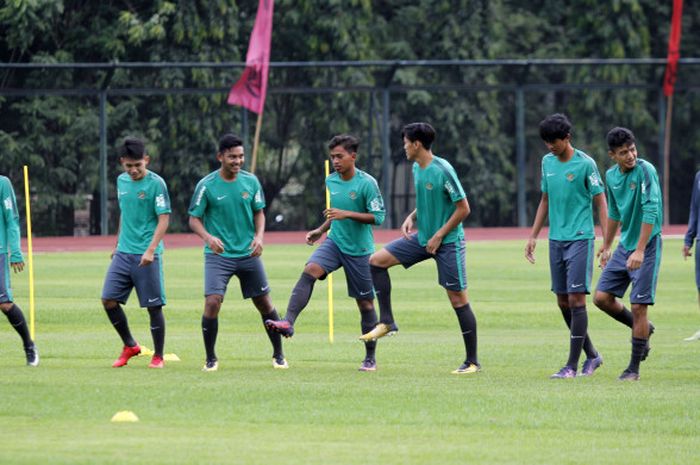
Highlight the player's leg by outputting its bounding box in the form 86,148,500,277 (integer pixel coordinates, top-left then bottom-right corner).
201,254,233,371
132,254,166,368
685,243,700,341
593,245,635,326
0,256,37,366
342,252,378,370
101,253,140,367
240,255,286,368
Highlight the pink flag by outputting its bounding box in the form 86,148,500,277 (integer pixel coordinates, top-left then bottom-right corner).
227,0,274,113
663,0,683,97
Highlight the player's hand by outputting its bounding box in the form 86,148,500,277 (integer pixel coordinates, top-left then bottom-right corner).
207,235,225,254
525,238,537,264
110,247,117,259
139,249,155,267
597,246,611,268
426,234,443,255
10,261,24,273
249,236,263,257
683,245,692,260
626,249,644,270
306,229,323,245
401,215,414,239
324,208,349,220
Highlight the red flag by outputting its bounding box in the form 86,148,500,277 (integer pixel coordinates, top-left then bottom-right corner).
663,0,683,97
227,0,274,113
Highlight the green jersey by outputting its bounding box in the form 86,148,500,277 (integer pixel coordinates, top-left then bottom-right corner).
605,158,663,251
188,170,265,258
413,156,466,246
0,176,23,263
540,149,605,241
327,169,385,256
116,170,171,255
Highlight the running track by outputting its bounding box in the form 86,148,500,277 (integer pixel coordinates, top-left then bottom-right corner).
24,226,689,253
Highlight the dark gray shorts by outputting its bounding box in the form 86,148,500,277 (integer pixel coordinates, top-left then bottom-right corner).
204,253,269,299
308,238,373,299
101,252,166,307
0,255,14,303
596,235,662,305
548,239,594,295
696,240,700,290
384,233,466,291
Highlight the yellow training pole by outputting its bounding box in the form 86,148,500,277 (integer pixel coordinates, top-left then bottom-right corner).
325,160,334,344
22,166,36,340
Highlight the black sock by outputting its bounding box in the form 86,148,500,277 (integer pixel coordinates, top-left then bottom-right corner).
284,272,316,325
559,305,598,359
628,337,647,373
607,305,634,328
360,307,378,360
371,265,395,325
4,304,33,348
147,306,165,357
261,308,283,358
566,306,588,369
454,303,478,364
202,315,218,361
105,305,137,347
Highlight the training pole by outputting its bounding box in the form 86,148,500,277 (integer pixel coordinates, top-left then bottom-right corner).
250,112,263,174
325,160,334,343
22,166,36,339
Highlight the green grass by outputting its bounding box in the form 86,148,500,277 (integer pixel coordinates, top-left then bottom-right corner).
1,239,699,464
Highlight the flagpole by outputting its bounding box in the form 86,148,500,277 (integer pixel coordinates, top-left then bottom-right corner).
250,111,263,173
662,94,673,226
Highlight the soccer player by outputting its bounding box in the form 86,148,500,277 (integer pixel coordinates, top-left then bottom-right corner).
265,134,385,371
593,127,662,381
101,137,171,369
359,122,480,374
525,114,607,379
682,169,700,341
0,174,38,366
189,133,285,372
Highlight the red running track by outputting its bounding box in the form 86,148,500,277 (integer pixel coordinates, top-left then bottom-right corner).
23,225,689,253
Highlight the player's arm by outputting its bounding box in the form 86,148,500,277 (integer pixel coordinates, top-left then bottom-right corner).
306,218,331,245
593,191,608,250
2,180,24,272
401,209,417,239
426,198,469,255
525,193,548,264
139,214,169,266
684,173,700,259
189,215,224,254
324,209,376,224
627,222,653,270
248,209,265,257
598,217,620,268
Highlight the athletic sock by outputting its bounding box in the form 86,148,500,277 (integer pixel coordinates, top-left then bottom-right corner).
607,305,634,328
260,308,283,358
3,304,33,348
202,315,219,361
566,306,588,369
559,305,598,358
105,304,137,347
360,307,378,360
147,306,165,357
454,303,478,364
627,337,647,373
370,265,395,325
284,272,316,325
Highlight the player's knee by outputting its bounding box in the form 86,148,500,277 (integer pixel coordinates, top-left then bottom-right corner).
630,304,647,317
592,291,610,309
303,262,325,279
0,302,13,313
568,294,586,308
356,299,374,312
252,295,274,314
102,299,118,311
204,295,222,316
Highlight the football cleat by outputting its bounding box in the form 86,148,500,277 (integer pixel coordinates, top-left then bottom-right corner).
580,354,603,376
148,355,164,369
358,322,399,342
202,359,219,372
265,319,294,338
112,344,141,368
618,369,640,381
684,329,700,341
358,358,377,372
24,344,39,367
451,361,481,374
550,365,576,379
273,355,289,369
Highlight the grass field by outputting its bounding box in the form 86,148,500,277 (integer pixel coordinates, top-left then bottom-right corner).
1,239,699,465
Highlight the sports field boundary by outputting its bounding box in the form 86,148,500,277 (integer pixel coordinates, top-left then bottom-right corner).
22,225,689,252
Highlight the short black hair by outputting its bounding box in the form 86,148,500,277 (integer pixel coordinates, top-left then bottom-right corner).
327,134,359,153
401,122,436,150
218,133,244,153
118,137,146,160
607,127,636,151
539,114,572,143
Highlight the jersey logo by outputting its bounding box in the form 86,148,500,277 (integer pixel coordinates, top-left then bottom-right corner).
3,196,12,211
369,198,382,212
156,194,166,208
629,182,637,191
254,191,263,203
589,174,600,186
138,191,146,200
241,191,250,199
425,182,433,190
566,173,575,182
349,191,357,200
